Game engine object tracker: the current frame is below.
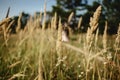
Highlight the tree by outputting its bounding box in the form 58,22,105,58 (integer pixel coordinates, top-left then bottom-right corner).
52,0,120,34
82,0,120,34
102,0,120,34
51,0,88,24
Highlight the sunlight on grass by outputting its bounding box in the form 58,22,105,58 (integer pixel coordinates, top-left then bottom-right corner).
0,5,120,80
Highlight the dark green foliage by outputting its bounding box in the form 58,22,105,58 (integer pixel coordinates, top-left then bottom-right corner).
102,0,120,34
51,0,88,25
51,0,120,34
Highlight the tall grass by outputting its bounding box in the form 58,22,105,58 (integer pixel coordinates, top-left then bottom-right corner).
0,5,120,80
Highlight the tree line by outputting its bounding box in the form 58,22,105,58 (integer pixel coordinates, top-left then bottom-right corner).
50,0,120,34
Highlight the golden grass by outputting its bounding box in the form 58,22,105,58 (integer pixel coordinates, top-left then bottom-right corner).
16,13,22,33
86,5,102,50
42,0,47,30
56,18,62,58
0,5,120,80
77,17,82,30
68,12,74,23
103,21,108,51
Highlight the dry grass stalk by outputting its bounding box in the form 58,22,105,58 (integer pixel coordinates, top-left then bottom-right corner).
3,20,15,45
85,6,102,78
0,18,11,39
62,42,85,54
50,17,54,29
67,24,72,36
56,18,62,58
6,7,10,18
67,12,74,35
0,18,11,34
77,17,82,29
2,23,9,45
1,19,14,46
8,72,25,80
8,61,21,68
68,12,74,23
16,13,22,32
89,6,101,32
86,5,102,48
86,27,93,48
0,18,11,26
53,12,57,29
114,23,120,51
42,0,47,30
38,58,43,80
103,21,108,51
6,20,15,33
95,28,99,47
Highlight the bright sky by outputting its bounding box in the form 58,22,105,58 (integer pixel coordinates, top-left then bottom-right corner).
0,0,94,21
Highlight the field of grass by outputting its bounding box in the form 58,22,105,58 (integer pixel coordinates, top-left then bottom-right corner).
0,6,120,80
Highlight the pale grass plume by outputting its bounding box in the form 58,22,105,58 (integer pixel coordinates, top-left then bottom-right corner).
50,12,57,30
2,20,10,46
103,21,108,51
16,13,22,32
42,0,47,30
67,12,74,35
8,61,21,69
114,23,120,51
68,12,74,23
3,24,9,45
53,12,57,29
86,5,102,48
89,6,102,32
1,19,13,37
77,17,82,29
8,72,25,80
95,28,99,47
0,18,11,44
57,18,62,43
50,17,54,29
38,57,43,80
86,27,93,48
0,18,11,26
6,20,15,33
56,18,62,58
4,20,15,45
38,10,46,79
68,24,73,36
85,6,102,78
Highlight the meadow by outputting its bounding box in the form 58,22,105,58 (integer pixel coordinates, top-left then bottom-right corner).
0,5,120,80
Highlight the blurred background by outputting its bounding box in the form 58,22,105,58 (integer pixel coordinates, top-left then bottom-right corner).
0,0,120,34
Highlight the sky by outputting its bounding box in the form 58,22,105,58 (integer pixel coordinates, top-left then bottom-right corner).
0,0,94,20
